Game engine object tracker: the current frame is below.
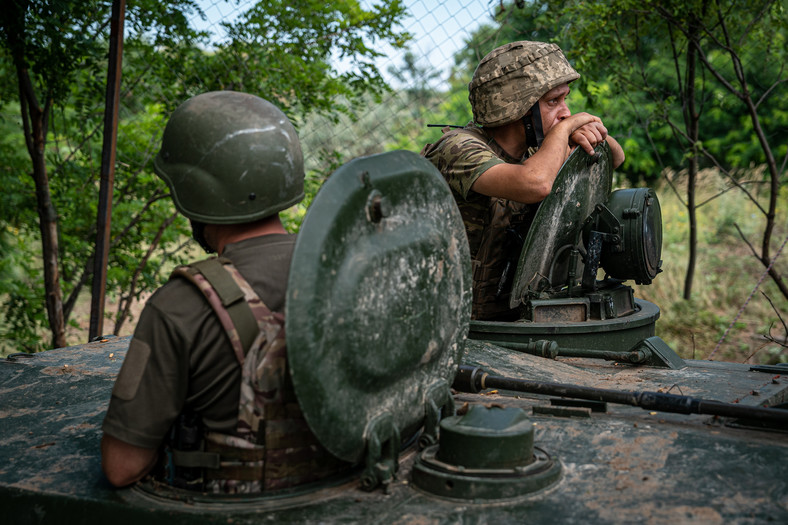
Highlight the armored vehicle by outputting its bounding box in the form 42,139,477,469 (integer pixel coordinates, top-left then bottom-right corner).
1,149,786,524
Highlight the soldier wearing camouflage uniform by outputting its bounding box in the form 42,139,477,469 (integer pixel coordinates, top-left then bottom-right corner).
101,91,348,492
422,41,625,320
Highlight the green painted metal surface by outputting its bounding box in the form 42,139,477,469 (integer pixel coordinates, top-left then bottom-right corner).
411,403,561,502
469,298,661,352
2,339,787,523
2,149,788,524
510,142,613,305
437,405,535,469
601,187,663,284
286,150,471,464
475,144,670,360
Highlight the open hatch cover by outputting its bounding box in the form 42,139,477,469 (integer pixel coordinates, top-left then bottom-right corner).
509,144,613,307
286,150,471,464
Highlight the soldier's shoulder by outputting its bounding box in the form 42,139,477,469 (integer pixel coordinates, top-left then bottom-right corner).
147,268,209,313
426,128,491,160
443,127,490,148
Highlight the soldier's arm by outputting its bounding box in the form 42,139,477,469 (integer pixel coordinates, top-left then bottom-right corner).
101,433,158,487
471,112,602,203
604,135,626,169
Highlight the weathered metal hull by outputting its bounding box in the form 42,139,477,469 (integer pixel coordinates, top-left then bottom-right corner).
3,149,785,522
2,336,786,524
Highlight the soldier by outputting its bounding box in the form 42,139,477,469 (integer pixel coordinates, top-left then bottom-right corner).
422,41,625,321
101,91,347,492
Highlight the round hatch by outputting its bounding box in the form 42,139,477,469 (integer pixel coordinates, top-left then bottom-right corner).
412,404,561,501
286,150,472,465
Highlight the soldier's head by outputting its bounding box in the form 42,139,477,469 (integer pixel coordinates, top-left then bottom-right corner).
468,41,579,148
153,91,305,252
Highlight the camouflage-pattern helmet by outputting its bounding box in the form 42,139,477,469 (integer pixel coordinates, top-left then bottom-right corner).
469,41,580,127
153,91,305,224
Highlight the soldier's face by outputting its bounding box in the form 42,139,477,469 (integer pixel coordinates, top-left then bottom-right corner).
538,84,571,133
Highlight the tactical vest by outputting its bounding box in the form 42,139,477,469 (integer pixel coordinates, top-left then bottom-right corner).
163,257,348,493
423,126,536,321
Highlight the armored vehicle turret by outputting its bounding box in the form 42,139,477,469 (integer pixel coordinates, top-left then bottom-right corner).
1,150,786,524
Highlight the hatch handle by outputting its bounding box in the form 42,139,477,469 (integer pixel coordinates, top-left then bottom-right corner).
420,381,455,449
360,413,401,492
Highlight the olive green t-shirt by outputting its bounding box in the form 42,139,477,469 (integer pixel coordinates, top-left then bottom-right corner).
102,234,296,449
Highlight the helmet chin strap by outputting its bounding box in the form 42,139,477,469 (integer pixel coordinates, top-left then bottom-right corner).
521,103,544,150
190,220,216,254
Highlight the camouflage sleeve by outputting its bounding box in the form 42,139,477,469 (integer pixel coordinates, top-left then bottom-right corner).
423,131,504,200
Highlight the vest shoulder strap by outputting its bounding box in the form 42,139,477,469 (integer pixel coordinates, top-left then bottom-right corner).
170,257,263,364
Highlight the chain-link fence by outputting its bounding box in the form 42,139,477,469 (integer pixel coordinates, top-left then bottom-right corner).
2,0,785,358
107,0,788,362
294,0,493,166
116,0,501,179
0,0,534,351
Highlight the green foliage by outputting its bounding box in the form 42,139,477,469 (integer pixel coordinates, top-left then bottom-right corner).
1,1,104,99
419,0,788,188
0,105,42,352
634,179,787,363
0,228,47,353
563,0,788,183
453,1,566,72
0,0,410,351
561,0,788,304
2,0,784,354
195,0,409,121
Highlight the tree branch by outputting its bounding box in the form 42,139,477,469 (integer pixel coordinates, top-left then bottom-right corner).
653,5,746,100
114,212,179,334
63,256,93,323
110,190,170,245
761,292,788,345
696,179,767,209
16,67,35,157
660,117,767,215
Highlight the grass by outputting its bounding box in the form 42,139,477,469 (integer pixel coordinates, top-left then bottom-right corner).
631,168,788,364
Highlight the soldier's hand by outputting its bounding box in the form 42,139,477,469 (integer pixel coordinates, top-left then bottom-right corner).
569,120,608,156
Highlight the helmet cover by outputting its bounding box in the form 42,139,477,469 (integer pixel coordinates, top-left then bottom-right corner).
469,41,580,127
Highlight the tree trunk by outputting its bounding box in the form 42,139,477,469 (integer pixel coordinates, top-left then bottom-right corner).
33,140,66,349
17,68,66,349
741,69,788,301
684,164,697,300
682,18,701,300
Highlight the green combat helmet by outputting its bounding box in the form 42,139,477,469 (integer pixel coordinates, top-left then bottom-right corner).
468,41,580,129
153,91,305,225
